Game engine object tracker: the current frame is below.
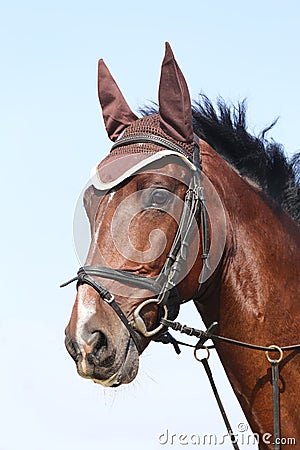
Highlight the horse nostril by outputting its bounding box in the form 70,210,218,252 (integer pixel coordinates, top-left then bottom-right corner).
65,334,81,362
85,331,116,368
91,331,107,356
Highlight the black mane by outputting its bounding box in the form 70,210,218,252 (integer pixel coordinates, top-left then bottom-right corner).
141,97,300,224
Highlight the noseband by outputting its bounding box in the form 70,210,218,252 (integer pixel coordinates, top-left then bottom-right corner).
61,134,210,354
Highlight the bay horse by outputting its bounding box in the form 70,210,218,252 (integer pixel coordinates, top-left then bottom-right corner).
63,43,300,449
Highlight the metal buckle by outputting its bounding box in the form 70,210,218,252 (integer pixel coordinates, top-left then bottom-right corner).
103,293,115,304
133,299,168,338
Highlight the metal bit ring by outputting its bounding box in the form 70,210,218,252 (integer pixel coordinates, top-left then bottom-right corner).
133,299,168,338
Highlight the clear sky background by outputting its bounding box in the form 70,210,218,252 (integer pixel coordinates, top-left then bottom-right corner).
1,1,299,449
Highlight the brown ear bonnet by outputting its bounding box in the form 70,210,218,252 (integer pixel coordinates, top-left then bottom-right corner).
97,42,195,160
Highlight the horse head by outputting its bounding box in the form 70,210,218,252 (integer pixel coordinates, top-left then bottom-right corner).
64,43,221,386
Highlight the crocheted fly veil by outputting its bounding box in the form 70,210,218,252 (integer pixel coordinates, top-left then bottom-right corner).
92,43,197,190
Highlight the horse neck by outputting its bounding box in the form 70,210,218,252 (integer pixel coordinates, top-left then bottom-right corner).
199,141,300,344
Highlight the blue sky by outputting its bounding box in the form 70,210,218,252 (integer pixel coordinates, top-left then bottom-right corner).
1,1,299,449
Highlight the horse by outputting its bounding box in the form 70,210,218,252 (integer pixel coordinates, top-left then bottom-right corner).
63,43,300,449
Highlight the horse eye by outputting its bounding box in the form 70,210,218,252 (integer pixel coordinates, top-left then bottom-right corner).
148,188,171,208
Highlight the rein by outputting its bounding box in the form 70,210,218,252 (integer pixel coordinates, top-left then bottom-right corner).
159,319,300,450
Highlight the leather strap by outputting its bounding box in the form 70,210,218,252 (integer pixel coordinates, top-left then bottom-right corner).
78,266,162,293
201,358,240,450
111,133,192,160
271,361,281,450
76,271,142,354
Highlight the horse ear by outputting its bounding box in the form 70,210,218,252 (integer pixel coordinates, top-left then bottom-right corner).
98,59,138,141
158,42,193,143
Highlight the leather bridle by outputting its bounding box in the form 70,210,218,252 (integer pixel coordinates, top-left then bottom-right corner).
62,133,300,450
61,134,210,354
